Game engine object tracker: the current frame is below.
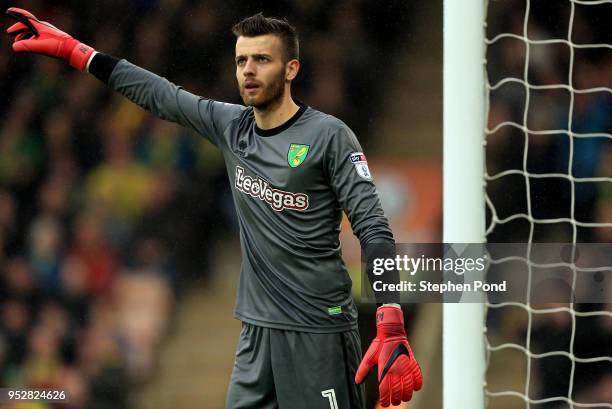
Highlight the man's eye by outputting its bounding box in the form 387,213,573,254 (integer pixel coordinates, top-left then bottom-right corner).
236,59,245,65
258,57,268,62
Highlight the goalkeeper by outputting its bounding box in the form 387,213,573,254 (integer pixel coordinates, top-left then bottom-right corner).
5,8,422,408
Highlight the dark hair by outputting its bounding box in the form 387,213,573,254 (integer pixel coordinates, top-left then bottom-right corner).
232,13,299,62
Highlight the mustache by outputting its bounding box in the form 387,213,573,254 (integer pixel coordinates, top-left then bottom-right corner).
242,80,262,88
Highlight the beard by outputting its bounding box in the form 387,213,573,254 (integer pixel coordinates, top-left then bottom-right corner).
239,69,286,111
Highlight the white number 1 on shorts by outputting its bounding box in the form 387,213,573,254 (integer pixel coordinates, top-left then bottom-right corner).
321,389,338,409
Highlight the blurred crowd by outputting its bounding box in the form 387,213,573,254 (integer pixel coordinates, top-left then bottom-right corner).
0,0,413,407
484,1,611,407
485,0,612,243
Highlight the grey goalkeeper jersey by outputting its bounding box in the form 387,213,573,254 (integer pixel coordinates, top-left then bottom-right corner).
108,60,394,333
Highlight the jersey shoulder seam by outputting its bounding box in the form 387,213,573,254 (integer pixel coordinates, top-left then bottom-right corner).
220,105,252,146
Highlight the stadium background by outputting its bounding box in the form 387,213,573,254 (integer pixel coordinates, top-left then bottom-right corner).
0,0,608,408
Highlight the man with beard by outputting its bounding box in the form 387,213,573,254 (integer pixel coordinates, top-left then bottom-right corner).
5,8,422,409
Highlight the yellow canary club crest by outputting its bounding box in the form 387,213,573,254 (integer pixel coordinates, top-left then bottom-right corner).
287,143,310,168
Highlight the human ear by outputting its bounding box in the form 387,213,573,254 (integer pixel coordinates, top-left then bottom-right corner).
286,59,300,81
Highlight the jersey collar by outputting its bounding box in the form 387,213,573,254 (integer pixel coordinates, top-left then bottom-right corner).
254,100,307,137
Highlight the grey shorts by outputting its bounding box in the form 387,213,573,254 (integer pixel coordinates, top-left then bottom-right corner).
226,323,365,409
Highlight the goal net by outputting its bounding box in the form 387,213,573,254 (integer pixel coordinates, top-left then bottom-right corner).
483,0,612,408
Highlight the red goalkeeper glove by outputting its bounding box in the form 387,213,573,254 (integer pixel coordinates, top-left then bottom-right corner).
355,305,423,407
5,7,95,71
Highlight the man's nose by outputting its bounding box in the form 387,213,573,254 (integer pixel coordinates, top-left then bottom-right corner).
243,58,256,75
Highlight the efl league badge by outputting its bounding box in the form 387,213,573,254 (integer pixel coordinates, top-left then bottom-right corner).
350,152,372,180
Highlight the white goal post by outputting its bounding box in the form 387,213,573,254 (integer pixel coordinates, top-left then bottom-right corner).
443,1,487,409
444,1,612,409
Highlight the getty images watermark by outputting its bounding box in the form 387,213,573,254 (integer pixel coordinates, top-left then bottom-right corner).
361,243,612,303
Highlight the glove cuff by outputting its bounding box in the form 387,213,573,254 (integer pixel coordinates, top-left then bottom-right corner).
375,305,405,329
68,41,95,71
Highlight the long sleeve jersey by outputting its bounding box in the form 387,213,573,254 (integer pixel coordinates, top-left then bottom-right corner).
95,56,395,332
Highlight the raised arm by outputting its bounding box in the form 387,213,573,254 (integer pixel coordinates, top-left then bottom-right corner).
93,55,244,146
5,7,245,146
